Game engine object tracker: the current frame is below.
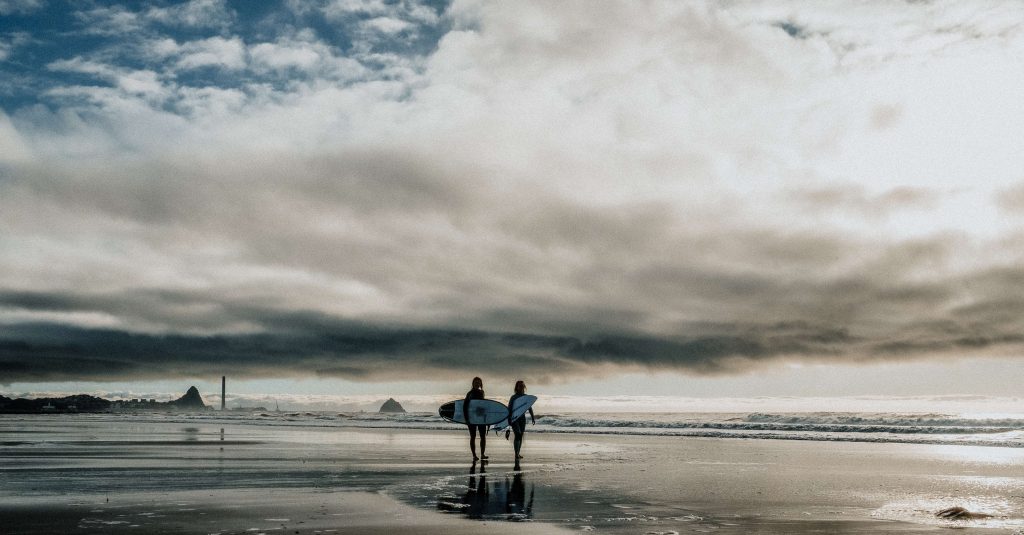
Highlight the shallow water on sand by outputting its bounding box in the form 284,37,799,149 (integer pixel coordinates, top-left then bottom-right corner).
3,414,1024,533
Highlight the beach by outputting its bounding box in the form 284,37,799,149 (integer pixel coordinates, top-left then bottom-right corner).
3,414,1024,534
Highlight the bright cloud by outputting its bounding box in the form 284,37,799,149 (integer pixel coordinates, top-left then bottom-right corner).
145,0,235,30
174,36,248,70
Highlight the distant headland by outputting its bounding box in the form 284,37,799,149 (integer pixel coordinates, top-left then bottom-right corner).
0,386,211,414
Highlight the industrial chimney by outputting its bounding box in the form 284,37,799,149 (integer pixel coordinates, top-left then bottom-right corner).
221,376,226,411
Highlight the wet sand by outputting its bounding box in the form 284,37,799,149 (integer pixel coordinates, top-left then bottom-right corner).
1,489,572,535
3,414,1023,533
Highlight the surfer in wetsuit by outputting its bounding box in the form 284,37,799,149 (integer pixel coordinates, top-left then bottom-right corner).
464,377,488,461
506,380,535,465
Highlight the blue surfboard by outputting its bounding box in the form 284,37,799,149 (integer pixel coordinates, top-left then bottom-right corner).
491,394,537,432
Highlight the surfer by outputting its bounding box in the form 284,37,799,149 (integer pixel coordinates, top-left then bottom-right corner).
464,377,488,461
506,380,536,463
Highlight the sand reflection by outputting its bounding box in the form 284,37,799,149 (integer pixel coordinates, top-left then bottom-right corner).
437,462,535,521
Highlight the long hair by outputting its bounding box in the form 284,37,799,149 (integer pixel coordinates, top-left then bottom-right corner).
514,380,526,394
472,376,483,389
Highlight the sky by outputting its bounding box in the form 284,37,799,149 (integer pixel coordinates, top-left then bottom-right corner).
2,0,1024,406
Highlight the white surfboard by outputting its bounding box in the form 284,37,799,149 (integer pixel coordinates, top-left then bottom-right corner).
491,395,537,432
438,398,509,426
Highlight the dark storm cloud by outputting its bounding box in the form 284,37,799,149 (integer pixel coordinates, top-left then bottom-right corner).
2,256,1024,383
0,316,857,383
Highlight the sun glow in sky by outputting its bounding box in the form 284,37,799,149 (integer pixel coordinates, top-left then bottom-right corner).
2,1,1024,402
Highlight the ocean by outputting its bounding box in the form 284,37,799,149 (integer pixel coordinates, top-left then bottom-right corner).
51,408,1024,449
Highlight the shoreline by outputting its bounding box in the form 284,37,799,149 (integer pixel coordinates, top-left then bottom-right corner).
3,416,1020,533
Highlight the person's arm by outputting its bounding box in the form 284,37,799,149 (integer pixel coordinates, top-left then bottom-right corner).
528,407,535,425
463,393,471,426
507,397,514,427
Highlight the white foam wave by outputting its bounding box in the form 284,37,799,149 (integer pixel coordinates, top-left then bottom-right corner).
72,410,1024,448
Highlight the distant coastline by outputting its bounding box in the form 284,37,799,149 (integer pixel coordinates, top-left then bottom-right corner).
0,386,210,414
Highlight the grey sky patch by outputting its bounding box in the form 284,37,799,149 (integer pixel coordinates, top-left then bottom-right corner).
787,184,939,218
869,103,902,130
996,182,1024,213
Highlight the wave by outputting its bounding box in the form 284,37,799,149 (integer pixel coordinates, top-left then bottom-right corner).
537,412,1024,435
67,410,1024,448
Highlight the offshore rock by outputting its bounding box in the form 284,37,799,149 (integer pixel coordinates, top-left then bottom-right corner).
379,398,406,413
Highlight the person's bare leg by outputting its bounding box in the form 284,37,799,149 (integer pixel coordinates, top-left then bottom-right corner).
479,426,488,459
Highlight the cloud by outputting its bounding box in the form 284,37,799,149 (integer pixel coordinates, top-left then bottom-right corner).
248,34,367,79
787,184,939,218
996,182,1024,214
73,5,147,36
317,0,444,51
0,110,31,162
0,318,847,383
73,1,236,36
145,0,236,31
0,0,42,16
362,16,414,35
321,0,439,24
47,57,168,100
2,1,1024,383
173,36,248,70
2,256,1023,384
321,0,393,17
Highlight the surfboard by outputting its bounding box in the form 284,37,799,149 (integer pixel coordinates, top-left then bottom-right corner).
491,394,537,432
438,398,509,426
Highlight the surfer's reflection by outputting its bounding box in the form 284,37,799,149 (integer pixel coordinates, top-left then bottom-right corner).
505,472,534,519
437,463,534,521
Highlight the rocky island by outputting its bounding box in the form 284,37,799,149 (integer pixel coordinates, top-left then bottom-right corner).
378,398,406,413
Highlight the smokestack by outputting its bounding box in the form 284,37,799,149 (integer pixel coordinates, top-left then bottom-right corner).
221,376,226,411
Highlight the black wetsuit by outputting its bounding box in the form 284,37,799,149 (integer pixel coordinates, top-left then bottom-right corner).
507,392,534,435
464,388,487,438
